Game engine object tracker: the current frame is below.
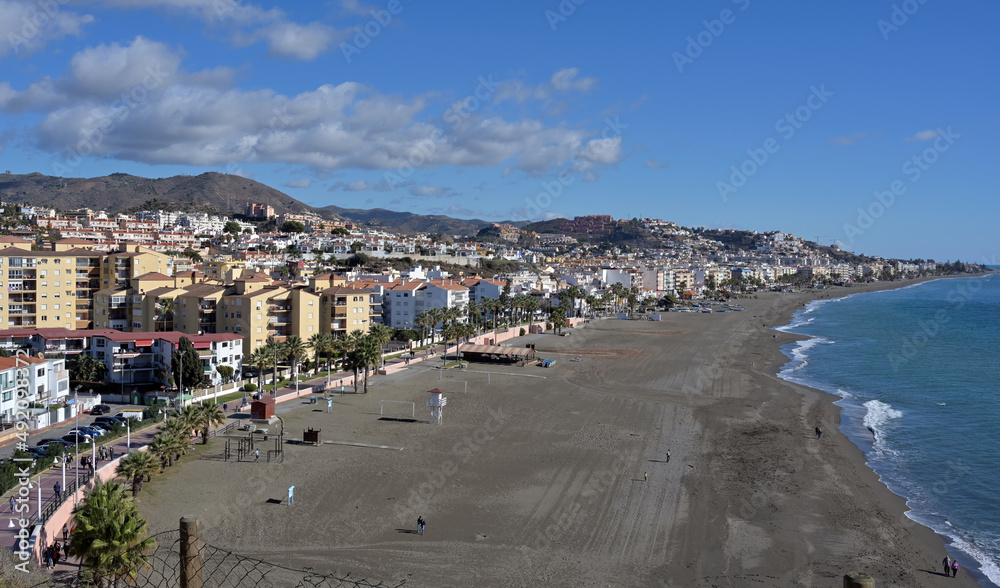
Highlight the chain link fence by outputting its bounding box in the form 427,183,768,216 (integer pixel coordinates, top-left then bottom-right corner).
31,523,403,588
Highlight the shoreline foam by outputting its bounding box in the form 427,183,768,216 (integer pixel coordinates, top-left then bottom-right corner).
773,276,997,587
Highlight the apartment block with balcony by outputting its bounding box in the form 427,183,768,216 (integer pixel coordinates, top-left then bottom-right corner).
174,283,228,335
318,286,370,337
0,247,104,330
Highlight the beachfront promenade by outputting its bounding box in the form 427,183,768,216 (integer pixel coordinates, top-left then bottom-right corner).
0,334,470,574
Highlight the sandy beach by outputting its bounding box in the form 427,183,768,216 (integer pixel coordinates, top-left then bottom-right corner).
134,280,980,587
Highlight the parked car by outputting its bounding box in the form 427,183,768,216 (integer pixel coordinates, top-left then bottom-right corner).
95,416,126,426
64,430,94,442
61,434,88,445
77,427,105,437
88,421,114,431
90,404,111,415
36,437,67,447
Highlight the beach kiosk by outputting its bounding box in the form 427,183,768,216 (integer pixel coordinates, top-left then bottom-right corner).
250,397,275,421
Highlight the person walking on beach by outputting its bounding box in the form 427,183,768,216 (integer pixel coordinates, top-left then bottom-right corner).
815,427,823,439
644,471,648,482
665,450,670,462
254,449,260,463
417,516,425,535
943,555,951,575
952,559,959,577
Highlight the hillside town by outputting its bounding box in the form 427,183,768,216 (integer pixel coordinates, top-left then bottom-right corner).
0,201,979,425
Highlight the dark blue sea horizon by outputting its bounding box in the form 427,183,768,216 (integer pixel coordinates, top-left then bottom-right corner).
777,275,1000,587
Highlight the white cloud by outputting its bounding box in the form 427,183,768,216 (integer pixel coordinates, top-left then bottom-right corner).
5,46,620,179
495,67,598,104
95,0,345,61
409,185,450,197
0,0,94,60
904,129,940,142
285,178,311,188
330,179,397,191
644,158,668,169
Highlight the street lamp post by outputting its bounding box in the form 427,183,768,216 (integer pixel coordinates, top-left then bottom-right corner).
126,419,131,454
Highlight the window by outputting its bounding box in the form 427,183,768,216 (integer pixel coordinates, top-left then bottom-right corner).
308,300,314,306
257,327,262,333
54,270,59,276
42,316,47,321
54,304,60,310
308,313,313,319
41,304,47,310
97,339,105,347
308,325,313,332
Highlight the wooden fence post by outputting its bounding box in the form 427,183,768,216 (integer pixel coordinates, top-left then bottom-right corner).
179,516,205,588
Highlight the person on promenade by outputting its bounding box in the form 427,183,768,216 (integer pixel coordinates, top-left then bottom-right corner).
109,445,115,460
9,497,15,512
943,555,951,575
952,559,959,577
223,403,228,413
53,481,61,501
52,542,60,566
44,546,53,569
62,541,70,561
62,525,68,542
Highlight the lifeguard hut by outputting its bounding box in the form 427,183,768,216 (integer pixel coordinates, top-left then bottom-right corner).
426,388,447,425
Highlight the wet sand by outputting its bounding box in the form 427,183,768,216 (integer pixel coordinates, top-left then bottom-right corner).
135,281,979,587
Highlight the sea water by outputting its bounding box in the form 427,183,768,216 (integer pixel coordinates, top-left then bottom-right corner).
777,275,1000,587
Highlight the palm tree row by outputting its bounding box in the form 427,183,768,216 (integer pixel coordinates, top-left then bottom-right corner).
121,401,226,487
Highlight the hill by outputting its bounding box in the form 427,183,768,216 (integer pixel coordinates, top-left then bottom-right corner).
317,204,516,237
0,171,519,236
0,171,316,217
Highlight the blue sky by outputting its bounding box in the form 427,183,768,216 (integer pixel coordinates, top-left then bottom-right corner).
1,0,998,262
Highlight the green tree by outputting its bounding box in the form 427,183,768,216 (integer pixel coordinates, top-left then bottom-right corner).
224,221,241,234
308,332,335,375
171,337,204,401
182,248,203,263
115,451,159,497
248,346,270,392
263,337,285,395
68,355,106,383
195,403,226,444
69,479,155,586
280,220,306,233
156,297,174,332
284,335,308,384
356,334,383,393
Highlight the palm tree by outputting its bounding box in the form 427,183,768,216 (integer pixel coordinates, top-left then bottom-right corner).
196,403,226,444
309,333,334,376
342,330,366,390
178,405,203,438
357,334,382,393
69,479,155,586
369,323,392,367
426,307,445,344
523,295,540,325
248,346,270,392
263,336,284,396
156,298,174,332
284,335,308,390
413,311,429,348
466,300,480,333
115,451,159,497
